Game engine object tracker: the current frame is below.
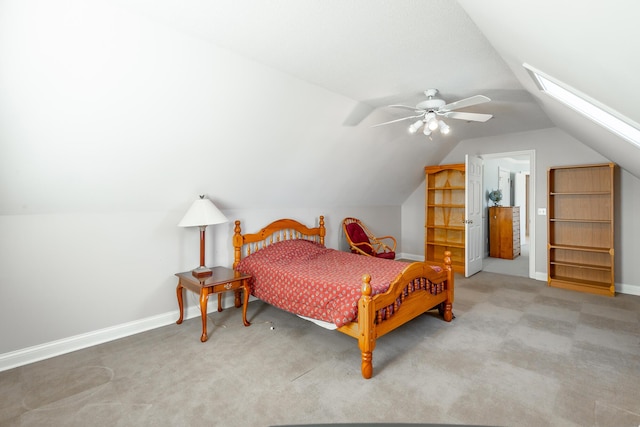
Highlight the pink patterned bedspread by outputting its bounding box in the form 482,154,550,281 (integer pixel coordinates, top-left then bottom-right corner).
235,239,412,327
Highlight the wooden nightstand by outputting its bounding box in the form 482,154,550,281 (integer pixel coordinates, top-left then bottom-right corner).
175,266,251,342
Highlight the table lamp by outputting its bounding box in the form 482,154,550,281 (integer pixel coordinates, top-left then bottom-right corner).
178,195,229,278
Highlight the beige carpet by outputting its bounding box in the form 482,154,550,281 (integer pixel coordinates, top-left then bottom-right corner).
481,244,530,278
1,271,639,426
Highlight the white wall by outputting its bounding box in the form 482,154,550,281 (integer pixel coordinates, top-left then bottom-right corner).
0,206,398,364
483,157,530,205
0,0,426,217
402,128,640,294
400,180,427,260
0,0,403,365
617,169,640,294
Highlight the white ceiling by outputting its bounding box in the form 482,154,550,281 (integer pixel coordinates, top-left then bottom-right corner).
4,0,638,215
459,0,640,179
116,0,554,141
116,0,640,181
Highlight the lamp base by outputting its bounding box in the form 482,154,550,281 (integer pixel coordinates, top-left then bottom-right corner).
192,266,213,278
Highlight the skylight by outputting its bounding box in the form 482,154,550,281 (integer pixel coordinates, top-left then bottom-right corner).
523,63,640,149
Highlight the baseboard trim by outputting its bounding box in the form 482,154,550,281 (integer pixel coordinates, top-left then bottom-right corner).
533,272,547,281
618,282,640,296
397,252,422,261
0,302,223,373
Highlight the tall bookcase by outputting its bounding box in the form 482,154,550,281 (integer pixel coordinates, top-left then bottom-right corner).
547,163,615,296
425,163,465,273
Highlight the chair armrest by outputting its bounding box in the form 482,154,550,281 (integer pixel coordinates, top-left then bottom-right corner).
377,235,397,251
350,241,376,256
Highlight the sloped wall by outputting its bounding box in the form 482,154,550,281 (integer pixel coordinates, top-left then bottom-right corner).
0,1,405,362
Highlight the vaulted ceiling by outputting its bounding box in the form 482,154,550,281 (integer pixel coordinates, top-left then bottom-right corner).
2,0,639,214
117,0,640,196
121,0,553,136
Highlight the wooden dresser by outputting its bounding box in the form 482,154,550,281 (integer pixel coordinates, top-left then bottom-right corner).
489,206,520,260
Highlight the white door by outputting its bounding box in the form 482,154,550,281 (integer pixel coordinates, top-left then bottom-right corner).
498,167,511,206
465,154,483,277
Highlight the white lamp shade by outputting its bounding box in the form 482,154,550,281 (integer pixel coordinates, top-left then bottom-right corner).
439,120,451,134
408,119,423,134
178,197,228,227
427,113,439,131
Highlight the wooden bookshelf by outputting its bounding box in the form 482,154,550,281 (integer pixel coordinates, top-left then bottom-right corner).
425,163,465,273
547,163,615,296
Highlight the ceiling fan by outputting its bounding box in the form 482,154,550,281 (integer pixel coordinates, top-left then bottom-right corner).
372,89,493,136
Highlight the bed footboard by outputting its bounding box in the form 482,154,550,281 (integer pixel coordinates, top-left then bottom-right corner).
342,251,454,379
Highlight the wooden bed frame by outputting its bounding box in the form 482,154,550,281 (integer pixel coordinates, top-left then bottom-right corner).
232,215,454,379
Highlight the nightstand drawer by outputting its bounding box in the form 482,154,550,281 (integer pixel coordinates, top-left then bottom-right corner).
211,280,244,293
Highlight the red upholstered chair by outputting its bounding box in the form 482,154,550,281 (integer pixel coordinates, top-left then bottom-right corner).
342,217,397,260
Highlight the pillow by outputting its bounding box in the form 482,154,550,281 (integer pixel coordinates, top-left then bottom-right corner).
238,239,326,265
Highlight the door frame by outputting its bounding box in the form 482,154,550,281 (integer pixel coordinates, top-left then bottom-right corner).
479,150,536,279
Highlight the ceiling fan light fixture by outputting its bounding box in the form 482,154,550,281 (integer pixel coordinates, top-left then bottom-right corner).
426,113,439,131
408,119,423,134
372,88,492,137
439,120,450,135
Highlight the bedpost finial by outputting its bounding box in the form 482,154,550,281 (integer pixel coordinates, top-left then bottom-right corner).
319,215,326,244
361,274,372,297
233,220,243,255
444,250,452,265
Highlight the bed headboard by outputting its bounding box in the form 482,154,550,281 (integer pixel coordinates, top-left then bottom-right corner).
233,216,326,269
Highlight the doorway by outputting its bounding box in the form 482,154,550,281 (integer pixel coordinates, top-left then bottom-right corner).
479,150,535,279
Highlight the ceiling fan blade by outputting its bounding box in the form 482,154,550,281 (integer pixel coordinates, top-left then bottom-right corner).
439,95,491,112
371,113,425,127
387,104,422,112
443,111,493,122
